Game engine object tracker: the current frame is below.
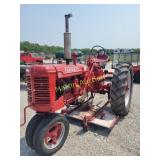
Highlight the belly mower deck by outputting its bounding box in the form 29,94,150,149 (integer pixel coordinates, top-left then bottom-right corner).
59,94,119,131
67,107,118,129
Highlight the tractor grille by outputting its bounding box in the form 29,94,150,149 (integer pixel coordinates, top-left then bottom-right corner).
27,76,50,104
34,77,50,104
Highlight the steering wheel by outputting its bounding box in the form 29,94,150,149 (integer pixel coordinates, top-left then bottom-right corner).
90,45,107,57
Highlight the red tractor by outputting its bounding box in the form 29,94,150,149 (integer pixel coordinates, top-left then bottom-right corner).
21,14,133,156
20,52,44,64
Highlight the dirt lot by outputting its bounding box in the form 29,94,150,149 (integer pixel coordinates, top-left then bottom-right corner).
20,83,140,156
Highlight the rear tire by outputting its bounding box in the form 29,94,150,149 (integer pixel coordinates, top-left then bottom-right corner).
33,114,69,156
110,63,133,116
25,114,43,149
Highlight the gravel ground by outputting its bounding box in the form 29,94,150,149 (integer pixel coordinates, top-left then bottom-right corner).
20,82,140,156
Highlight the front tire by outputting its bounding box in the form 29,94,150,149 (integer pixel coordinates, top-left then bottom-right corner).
25,114,43,149
33,114,69,156
110,63,133,116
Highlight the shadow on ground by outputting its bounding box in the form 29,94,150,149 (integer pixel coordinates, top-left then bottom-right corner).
20,137,37,156
67,117,111,137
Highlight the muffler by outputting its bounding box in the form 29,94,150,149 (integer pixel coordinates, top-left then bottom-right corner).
64,13,72,64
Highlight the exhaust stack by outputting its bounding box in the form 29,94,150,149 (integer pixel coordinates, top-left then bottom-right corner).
64,13,72,64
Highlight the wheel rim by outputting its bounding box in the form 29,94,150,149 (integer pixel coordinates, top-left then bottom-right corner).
44,122,65,149
125,71,131,107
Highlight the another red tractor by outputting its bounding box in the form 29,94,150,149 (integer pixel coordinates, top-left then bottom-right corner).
20,52,44,64
21,14,133,156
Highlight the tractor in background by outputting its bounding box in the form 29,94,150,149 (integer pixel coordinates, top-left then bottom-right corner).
111,50,140,83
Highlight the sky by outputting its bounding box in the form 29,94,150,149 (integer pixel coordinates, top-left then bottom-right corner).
20,4,140,49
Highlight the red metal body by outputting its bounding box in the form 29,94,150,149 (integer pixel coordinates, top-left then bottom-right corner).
20,52,44,64
25,56,110,114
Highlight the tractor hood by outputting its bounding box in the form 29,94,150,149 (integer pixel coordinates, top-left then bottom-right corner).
27,64,88,78
54,64,88,78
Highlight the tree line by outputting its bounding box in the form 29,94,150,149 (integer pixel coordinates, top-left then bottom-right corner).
20,41,63,54
20,41,140,56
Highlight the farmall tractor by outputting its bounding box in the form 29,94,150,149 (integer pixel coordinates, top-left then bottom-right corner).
21,14,133,156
